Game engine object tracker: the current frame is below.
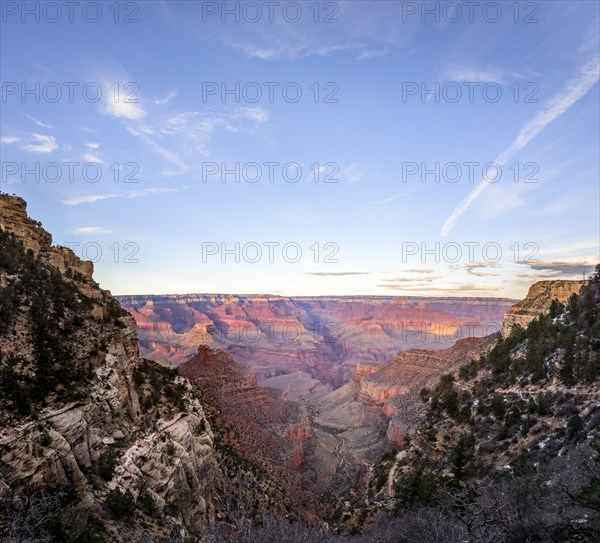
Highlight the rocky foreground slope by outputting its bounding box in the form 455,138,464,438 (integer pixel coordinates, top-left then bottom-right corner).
365,271,600,542
0,194,219,541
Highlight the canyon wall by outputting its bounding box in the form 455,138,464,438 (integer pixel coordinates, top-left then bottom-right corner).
0,194,219,540
501,280,585,337
117,293,516,382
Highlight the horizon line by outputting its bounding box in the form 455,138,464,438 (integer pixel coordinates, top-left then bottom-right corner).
114,292,522,301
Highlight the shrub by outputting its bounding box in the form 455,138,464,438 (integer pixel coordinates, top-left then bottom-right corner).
104,488,135,519
567,414,584,440
138,489,158,517
97,449,119,481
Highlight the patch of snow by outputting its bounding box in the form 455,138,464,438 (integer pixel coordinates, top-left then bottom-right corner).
538,437,551,449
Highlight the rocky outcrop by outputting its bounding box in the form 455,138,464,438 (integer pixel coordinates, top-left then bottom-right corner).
180,346,311,467
0,193,219,540
0,194,94,281
353,363,380,382
501,280,585,337
114,402,216,533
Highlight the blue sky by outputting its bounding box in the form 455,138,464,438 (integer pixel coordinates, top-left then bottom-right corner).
1,0,599,297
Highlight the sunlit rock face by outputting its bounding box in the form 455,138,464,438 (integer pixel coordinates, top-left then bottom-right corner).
118,294,516,383
501,280,585,337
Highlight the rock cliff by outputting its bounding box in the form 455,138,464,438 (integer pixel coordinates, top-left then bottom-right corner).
0,193,218,541
179,346,322,518
501,280,585,337
364,269,600,542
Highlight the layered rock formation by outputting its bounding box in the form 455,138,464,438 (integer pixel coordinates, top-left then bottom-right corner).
306,336,488,458
179,346,322,517
360,337,490,446
0,194,94,280
117,294,516,382
501,280,585,337
0,194,218,540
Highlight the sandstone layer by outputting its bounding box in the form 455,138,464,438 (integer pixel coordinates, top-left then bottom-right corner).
501,280,585,337
117,293,516,383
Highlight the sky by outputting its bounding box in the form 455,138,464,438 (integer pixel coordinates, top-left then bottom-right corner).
1,0,599,298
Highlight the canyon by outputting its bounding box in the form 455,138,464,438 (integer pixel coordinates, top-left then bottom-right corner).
117,294,516,380
117,293,516,498
1,192,595,541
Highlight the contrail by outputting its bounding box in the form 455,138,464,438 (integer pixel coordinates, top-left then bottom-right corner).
440,54,600,236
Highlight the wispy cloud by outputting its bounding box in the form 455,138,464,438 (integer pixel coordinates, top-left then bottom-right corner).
518,256,598,276
372,192,408,205
379,282,501,294
62,187,180,206
83,153,103,163
22,133,58,153
225,39,363,61
358,48,388,61
127,127,189,176
157,0,418,61
82,143,102,162
102,82,147,120
341,163,363,184
235,107,269,123
441,54,600,236
155,89,177,105
379,268,435,274
71,226,114,235
1,136,19,144
381,275,442,284
444,64,523,83
62,194,116,205
305,271,370,277
465,262,500,277
25,114,52,129
126,107,269,175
